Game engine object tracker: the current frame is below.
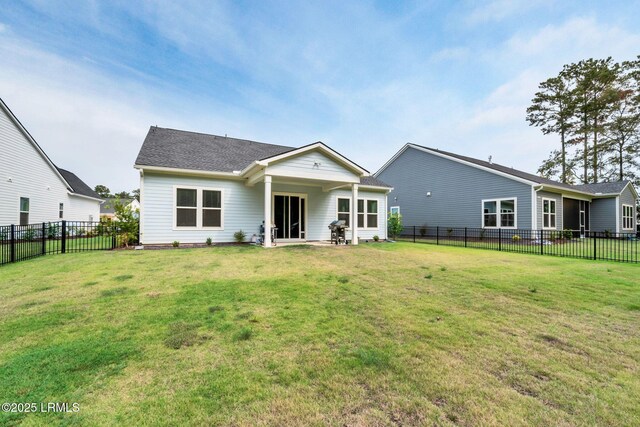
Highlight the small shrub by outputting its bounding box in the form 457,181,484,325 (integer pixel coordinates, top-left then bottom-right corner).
46,223,60,239
604,229,612,238
206,237,212,246
373,235,379,242
164,321,198,349
419,224,428,237
479,229,486,240
233,230,246,243
233,326,253,341
562,229,573,240
446,228,453,237
23,228,36,241
388,212,403,239
512,234,521,242
172,241,180,248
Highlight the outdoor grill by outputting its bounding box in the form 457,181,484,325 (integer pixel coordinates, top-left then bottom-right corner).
328,220,347,245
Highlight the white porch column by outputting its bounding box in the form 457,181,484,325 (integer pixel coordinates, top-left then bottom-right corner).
352,183,358,245
264,175,272,247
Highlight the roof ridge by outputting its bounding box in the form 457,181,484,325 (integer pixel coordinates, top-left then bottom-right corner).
151,126,295,150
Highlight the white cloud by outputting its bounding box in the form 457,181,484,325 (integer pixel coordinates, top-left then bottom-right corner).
465,0,553,25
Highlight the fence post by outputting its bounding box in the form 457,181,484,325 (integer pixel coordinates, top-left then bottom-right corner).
593,232,597,260
464,227,467,247
112,224,117,249
498,228,501,251
10,224,15,263
540,229,544,255
436,226,439,245
42,222,46,255
413,225,416,243
61,220,66,254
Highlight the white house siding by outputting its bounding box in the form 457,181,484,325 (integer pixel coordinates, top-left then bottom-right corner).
535,191,563,230
66,195,101,222
0,105,99,225
266,151,359,183
141,173,387,244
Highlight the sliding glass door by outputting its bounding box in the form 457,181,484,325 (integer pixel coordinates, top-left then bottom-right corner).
273,194,306,240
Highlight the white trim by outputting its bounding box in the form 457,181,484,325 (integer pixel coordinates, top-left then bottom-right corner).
356,197,379,230
19,196,30,225
139,170,145,243
615,196,620,233
256,142,369,176
541,198,557,230
358,184,393,192
384,193,388,240
172,185,225,231
531,186,539,229
390,206,400,215
67,191,104,203
135,165,243,179
481,197,518,229
0,98,74,191
336,196,352,229
271,192,308,241
622,204,634,230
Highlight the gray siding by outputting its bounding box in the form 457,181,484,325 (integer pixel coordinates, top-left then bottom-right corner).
376,146,533,229
619,185,637,232
141,172,386,244
536,191,563,230
590,198,616,232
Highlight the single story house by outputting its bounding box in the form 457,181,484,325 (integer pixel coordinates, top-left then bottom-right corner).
100,198,140,220
375,144,638,234
134,127,392,246
0,97,102,225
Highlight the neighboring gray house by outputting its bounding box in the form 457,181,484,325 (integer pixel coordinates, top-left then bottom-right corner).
134,127,392,246
375,144,638,234
0,97,102,225
100,198,140,220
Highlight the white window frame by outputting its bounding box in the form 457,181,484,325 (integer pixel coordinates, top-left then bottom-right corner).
622,204,634,230
59,202,64,219
19,197,30,225
481,197,517,229
336,197,351,228
542,198,557,230
357,198,379,229
390,206,400,215
172,185,224,231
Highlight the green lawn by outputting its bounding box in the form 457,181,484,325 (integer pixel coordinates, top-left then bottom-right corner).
1,243,639,426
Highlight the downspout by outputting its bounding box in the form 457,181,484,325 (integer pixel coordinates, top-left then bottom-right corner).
532,185,543,230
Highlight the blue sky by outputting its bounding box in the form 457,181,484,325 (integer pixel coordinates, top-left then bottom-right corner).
1,1,639,191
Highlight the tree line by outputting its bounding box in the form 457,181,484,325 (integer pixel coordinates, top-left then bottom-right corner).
527,56,640,185
94,185,140,201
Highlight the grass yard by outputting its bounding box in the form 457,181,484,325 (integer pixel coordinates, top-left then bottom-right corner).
1,243,639,426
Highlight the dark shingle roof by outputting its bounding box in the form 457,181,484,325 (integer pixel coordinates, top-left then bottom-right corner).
100,198,133,214
135,127,392,188
56,168,101,199
410,144,631,195
135,127,293,172
360,176,391,187
572,181,631,194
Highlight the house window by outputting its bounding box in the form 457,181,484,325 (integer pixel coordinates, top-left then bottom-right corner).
483,198,516,228
356,199,379,228
59,202,64,219
390,206,400,215
622,205,634,230
202,190,222,228
175,187,223,229
337,198,350,226
542,199,556,229
176,188,197,227
19,197,29,225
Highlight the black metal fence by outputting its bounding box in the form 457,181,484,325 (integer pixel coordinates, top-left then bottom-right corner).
0,220,139,267
397,226,640,263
